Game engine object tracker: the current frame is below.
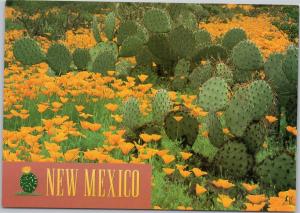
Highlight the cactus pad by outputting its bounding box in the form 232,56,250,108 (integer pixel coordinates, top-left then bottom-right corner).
122,97,143,131
282,45,298,85
119,36,144,57
169,26,196,58
147,33,174,61
216,63,233,85
255,153,296,191
152,89,173,123
104,12,116,41
164,107,199,146
214,141,253,178
117,20,148,45
224,87,254,137
222,28,247,50
174,58,190,77
198,77,229,112
243,121,266,154
13,38,45,66
207,112,225,148
143,8,171,33
232,40,263,71
195,45,227,61
46,43,72,75
194,29,212,51
73,48,91,71
248,80,273,120
189,63,212,90
92,51,116,74
92,16,101,43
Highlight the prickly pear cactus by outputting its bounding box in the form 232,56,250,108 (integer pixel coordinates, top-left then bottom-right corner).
90,41,118,62
147,33,174,61
46,43,72,75
20,167,38,193
73,48,91,71
224,87,254,137
255,153,296,191
264,53,290,93
136,46,153,66
119,36,144,57
164,107,199,146
222,28,247,50
248,80,273,120
122,97,143,131
171,75,188,91
117,20,148,45
152,89,173,123
104,12,116,41
116,58,133,78
243,121,266,154
174,10,197,30
232,40,263,71
169,26,196,58
194,29,212,51
143,8,171,33
92,51,116,74
92,16,101,43
216,63,233,85
189,63,212,90
207,112,225,148
13,37,45,66
174,58,190,77
282,45,298,85
198,77,229,112
195,45,227,61
214,141,253,178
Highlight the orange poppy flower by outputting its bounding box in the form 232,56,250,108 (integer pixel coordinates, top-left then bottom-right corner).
242,183,258,192
138,74,148,83
75,105,85,112
246,194,267,204
265,115,278,123
212,179,235,189
244,202,265,211
173,116,183,122
178,169,191,178
119,142,134,155
161,154,175,164
191,168,208,177
286,126,297,136
64,148,80,161
196,184,207,196
105,103,119,112
180,152,192,160
37,104,49,113
217,194,235,208
162,168,175,175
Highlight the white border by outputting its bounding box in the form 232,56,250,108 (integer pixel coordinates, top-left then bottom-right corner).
0,1,299,213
